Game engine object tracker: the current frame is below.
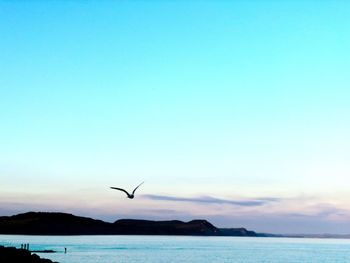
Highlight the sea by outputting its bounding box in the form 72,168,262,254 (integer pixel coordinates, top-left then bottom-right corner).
1,235,350,263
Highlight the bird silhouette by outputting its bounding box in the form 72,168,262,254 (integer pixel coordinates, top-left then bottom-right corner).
110,182,144,199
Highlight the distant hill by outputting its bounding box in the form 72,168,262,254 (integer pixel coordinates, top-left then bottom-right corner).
0,212,111,235
219,227,257,236
0,212,257,236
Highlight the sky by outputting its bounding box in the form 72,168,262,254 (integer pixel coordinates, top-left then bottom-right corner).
0,1,350,234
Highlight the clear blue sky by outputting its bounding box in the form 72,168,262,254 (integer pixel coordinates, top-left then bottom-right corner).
1,1,350,234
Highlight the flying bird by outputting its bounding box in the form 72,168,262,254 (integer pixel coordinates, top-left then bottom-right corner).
110,182,144,199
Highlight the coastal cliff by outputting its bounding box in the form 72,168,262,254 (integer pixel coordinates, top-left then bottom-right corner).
0,212,257,236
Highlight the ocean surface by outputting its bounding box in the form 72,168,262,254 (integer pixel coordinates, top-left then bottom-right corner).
1,235,350,263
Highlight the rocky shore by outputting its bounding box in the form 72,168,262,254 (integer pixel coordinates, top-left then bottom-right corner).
0,246,57,263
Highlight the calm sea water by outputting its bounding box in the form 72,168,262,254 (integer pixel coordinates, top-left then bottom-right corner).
1,235,350,263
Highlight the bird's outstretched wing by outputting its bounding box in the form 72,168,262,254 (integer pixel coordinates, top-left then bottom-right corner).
132,182,144,195
110,187,131,196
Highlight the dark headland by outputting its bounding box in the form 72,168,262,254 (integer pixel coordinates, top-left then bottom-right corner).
0,212,257,236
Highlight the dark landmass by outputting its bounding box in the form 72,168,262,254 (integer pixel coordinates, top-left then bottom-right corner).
0,212,111,235
0,246,57,263
219,227,257,236
0,212,348,238
0,212,257,236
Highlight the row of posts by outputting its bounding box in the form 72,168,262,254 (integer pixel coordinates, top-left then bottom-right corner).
20,243,30,250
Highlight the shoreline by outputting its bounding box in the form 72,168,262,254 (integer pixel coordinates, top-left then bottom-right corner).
0,245,57,263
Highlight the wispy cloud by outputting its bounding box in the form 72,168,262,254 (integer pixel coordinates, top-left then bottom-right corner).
142,194,279,207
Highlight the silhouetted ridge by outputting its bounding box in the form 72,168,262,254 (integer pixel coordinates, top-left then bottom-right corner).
0,212,257,236
0,212,110,235
113,219,219,235
219,227,257,236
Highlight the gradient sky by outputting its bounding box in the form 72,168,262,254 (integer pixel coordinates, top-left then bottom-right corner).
1,1,350,234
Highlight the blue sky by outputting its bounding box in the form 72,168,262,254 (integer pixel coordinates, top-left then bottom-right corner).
1,1,350,234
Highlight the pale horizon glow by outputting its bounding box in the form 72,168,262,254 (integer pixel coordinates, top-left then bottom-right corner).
1,1,350,234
